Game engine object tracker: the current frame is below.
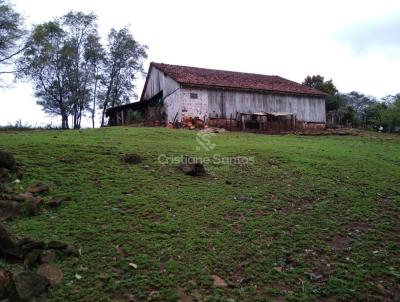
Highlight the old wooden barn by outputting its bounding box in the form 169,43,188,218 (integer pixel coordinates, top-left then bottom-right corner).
106,62,327,130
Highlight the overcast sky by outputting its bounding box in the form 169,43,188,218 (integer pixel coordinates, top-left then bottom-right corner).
1,0,399,127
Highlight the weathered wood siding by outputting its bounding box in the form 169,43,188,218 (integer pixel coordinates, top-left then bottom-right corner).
207,89,325,122
142,68,325,123
142,66,182,122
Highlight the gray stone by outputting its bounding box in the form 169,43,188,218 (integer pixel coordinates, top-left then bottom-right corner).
13,271,49,300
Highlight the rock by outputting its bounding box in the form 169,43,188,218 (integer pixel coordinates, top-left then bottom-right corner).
0,151,16,170
26,183,49,194
0,223,22,258
212,274,228,288
47,197,65,208
64,245,79,257
24,249,42,267
13,271,49,300
25,197,44,215
234,196,255,202
37,264,63,286
177,287,193,302
180,156,207,176
122,153,142,164
21,241,46,251
0,168,10,181
14,192,34,202
0,270,13,300
0,201,21,220
47,241,67,250
39,250,56,264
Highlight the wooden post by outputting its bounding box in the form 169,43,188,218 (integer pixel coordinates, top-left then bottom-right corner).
241,114,245,130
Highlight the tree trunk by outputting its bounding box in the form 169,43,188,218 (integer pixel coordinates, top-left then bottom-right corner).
92,77,98,128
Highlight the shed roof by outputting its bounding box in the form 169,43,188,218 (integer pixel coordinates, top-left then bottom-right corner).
149,62,327,97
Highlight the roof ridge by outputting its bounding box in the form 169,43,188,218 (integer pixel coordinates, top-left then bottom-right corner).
152,62,281,79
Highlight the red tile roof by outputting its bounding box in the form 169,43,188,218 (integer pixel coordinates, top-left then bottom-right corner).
150,62,327,97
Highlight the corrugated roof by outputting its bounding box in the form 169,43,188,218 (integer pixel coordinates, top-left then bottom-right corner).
150,62,327,97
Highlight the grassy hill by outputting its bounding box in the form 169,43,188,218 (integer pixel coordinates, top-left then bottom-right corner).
1,127,399,301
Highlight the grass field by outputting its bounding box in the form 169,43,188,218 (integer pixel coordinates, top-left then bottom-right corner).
1,127,399,301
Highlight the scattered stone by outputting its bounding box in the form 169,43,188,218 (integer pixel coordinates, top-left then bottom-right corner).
0,270,13,300
0,200,21,220
177,287,194,302
26,182,49,194
37,264,63,286
47,241,67,250
14,192,34,202
39,250,56,264
47,196,66,208
0,150,16,170
122,153,142,164
180,156,207,176
212,274,228,287
268,159,280,166
234,196,255,202
13,271,49,300
25,196,44,215
141,164,150,170
24,249,42,267
0,168,10,181
64,245,79,257
21,241,46,252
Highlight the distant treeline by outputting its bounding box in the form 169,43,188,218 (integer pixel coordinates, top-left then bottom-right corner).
303,75,400,132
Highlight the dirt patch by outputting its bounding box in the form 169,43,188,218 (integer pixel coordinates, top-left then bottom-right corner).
329,235,352,250
179,156,207,176
122,153,142,164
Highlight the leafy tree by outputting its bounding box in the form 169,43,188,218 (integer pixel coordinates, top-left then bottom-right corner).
17,12,104,129
325,93,346,111
17,21,71,129
381,95,400,132
100,27,147,126
61,12,102,129
303,75,338,96
0,0,25,84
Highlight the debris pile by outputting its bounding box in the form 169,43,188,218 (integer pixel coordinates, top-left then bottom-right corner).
182,116,206,129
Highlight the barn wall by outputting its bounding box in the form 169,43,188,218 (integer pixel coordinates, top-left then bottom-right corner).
181,88,209,120
207,89,326,123
142,66,182,122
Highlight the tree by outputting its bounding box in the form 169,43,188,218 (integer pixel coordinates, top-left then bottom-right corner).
17,21,71,129
84,34,104,128
381,94,400,132
303,75,338,96
342,91,377,126
0,0,25,85
17,11,104,129
100,27,147,126
61,12,102,129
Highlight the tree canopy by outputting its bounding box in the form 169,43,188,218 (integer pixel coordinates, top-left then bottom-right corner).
0,0,25,84
17,11,147,129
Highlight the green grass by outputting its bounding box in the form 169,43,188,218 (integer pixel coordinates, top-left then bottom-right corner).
1,127,399,301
